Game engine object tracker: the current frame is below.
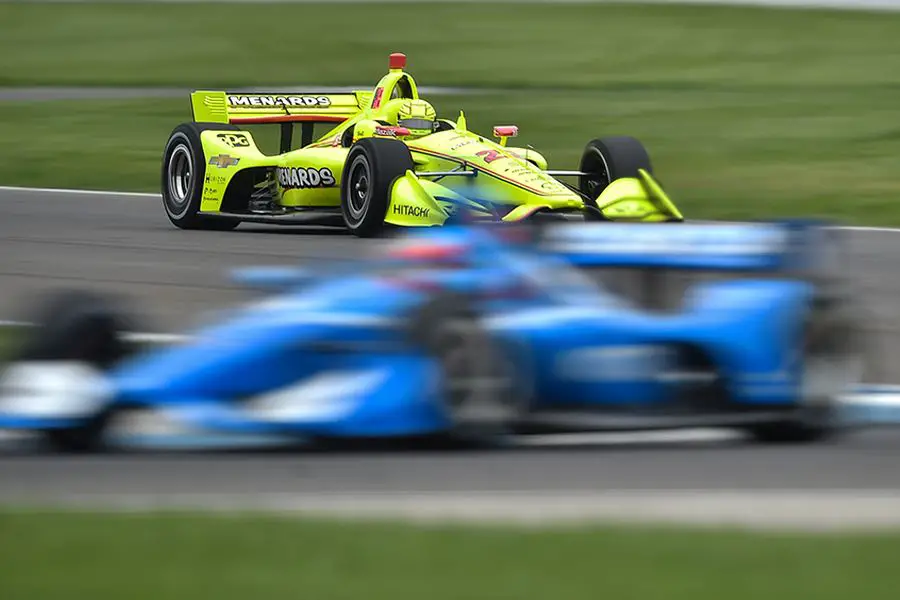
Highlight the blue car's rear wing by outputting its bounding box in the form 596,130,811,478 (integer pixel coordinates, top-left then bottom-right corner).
538,220,841,275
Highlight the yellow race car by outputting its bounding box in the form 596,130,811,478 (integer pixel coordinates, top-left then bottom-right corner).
161,52,683,237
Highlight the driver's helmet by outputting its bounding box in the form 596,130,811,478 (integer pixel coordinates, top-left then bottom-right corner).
391,99,437,139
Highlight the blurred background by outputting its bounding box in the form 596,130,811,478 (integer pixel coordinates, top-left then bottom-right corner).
3,0,900,221
2,1,900,599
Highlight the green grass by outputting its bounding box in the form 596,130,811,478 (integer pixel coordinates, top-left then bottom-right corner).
1,510,899,600
0,326,22,362
2,88,899,224
2,2,900,90
2,2,900,223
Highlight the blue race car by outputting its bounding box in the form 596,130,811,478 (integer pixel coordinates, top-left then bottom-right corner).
0,219,864,451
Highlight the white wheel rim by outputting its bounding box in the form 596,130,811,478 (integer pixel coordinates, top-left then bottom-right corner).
346,155,371,223
165,137,194,219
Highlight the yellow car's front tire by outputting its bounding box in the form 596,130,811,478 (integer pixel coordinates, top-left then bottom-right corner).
340,138,414,238
578,136,653,203
161,122,241,231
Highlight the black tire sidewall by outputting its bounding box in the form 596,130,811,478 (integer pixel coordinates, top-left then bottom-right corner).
340,138,413,237
161,122,242,230
16,290,128,369
14,290,129,452
578,136,653,201
341,150,374,230
162,125,205,227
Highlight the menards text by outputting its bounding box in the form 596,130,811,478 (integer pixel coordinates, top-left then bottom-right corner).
228,95,331,108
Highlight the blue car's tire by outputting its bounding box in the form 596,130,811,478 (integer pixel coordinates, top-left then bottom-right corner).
747,297,863,444
162,122,242,231
340,138,414,238
18,290,128,367
13,290,130,452
407,293,520,445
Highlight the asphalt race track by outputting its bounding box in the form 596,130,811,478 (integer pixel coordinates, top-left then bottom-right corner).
0,188,371,331
2,432,900,529
3,187,900,379
4,430,900,494
3,187,900,527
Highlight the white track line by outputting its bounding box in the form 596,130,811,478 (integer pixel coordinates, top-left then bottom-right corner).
0,185,158,198
515,429,741,446
0,320,29,327
2,184,899,233
829,225,900,233
0,321,188,344
20,490,900,532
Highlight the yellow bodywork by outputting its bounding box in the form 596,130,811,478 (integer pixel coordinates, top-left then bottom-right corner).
184,53,683,226
594,171,684,222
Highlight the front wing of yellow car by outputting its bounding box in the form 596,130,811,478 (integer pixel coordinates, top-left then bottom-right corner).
383,167,683,227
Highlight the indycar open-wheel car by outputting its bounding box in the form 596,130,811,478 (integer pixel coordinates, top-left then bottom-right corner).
0,220,865,452
160,52,684,236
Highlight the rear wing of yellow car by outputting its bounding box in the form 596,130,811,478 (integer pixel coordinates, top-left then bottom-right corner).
190,90,372,151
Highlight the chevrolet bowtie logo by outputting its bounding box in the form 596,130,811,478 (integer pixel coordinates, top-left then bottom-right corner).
209,154,240,168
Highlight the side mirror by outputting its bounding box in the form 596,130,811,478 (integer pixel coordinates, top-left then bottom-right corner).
493,125,518,146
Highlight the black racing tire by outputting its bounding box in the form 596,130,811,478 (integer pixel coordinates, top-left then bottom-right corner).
406,292,521,445
17,290,130,369
578,136,653,202
161,122,242,231
14,290,132,452
746,297,864,444
340,137,414,238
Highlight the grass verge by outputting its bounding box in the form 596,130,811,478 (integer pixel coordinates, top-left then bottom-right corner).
1,89,899,224
2,2,900,90
1,510,899,600
0,326,21,362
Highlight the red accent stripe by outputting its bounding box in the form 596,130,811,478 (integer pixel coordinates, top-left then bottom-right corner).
372,87,384,109
229,114,348,124
407,146,563,196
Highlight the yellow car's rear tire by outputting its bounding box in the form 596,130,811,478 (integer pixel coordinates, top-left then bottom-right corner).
340,138,414,238
162,122,242,231
578,136,653,202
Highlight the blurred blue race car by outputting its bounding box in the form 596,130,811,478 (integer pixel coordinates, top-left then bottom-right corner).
0,219,865,451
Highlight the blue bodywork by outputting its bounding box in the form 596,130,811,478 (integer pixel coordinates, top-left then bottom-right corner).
0,219,845,440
